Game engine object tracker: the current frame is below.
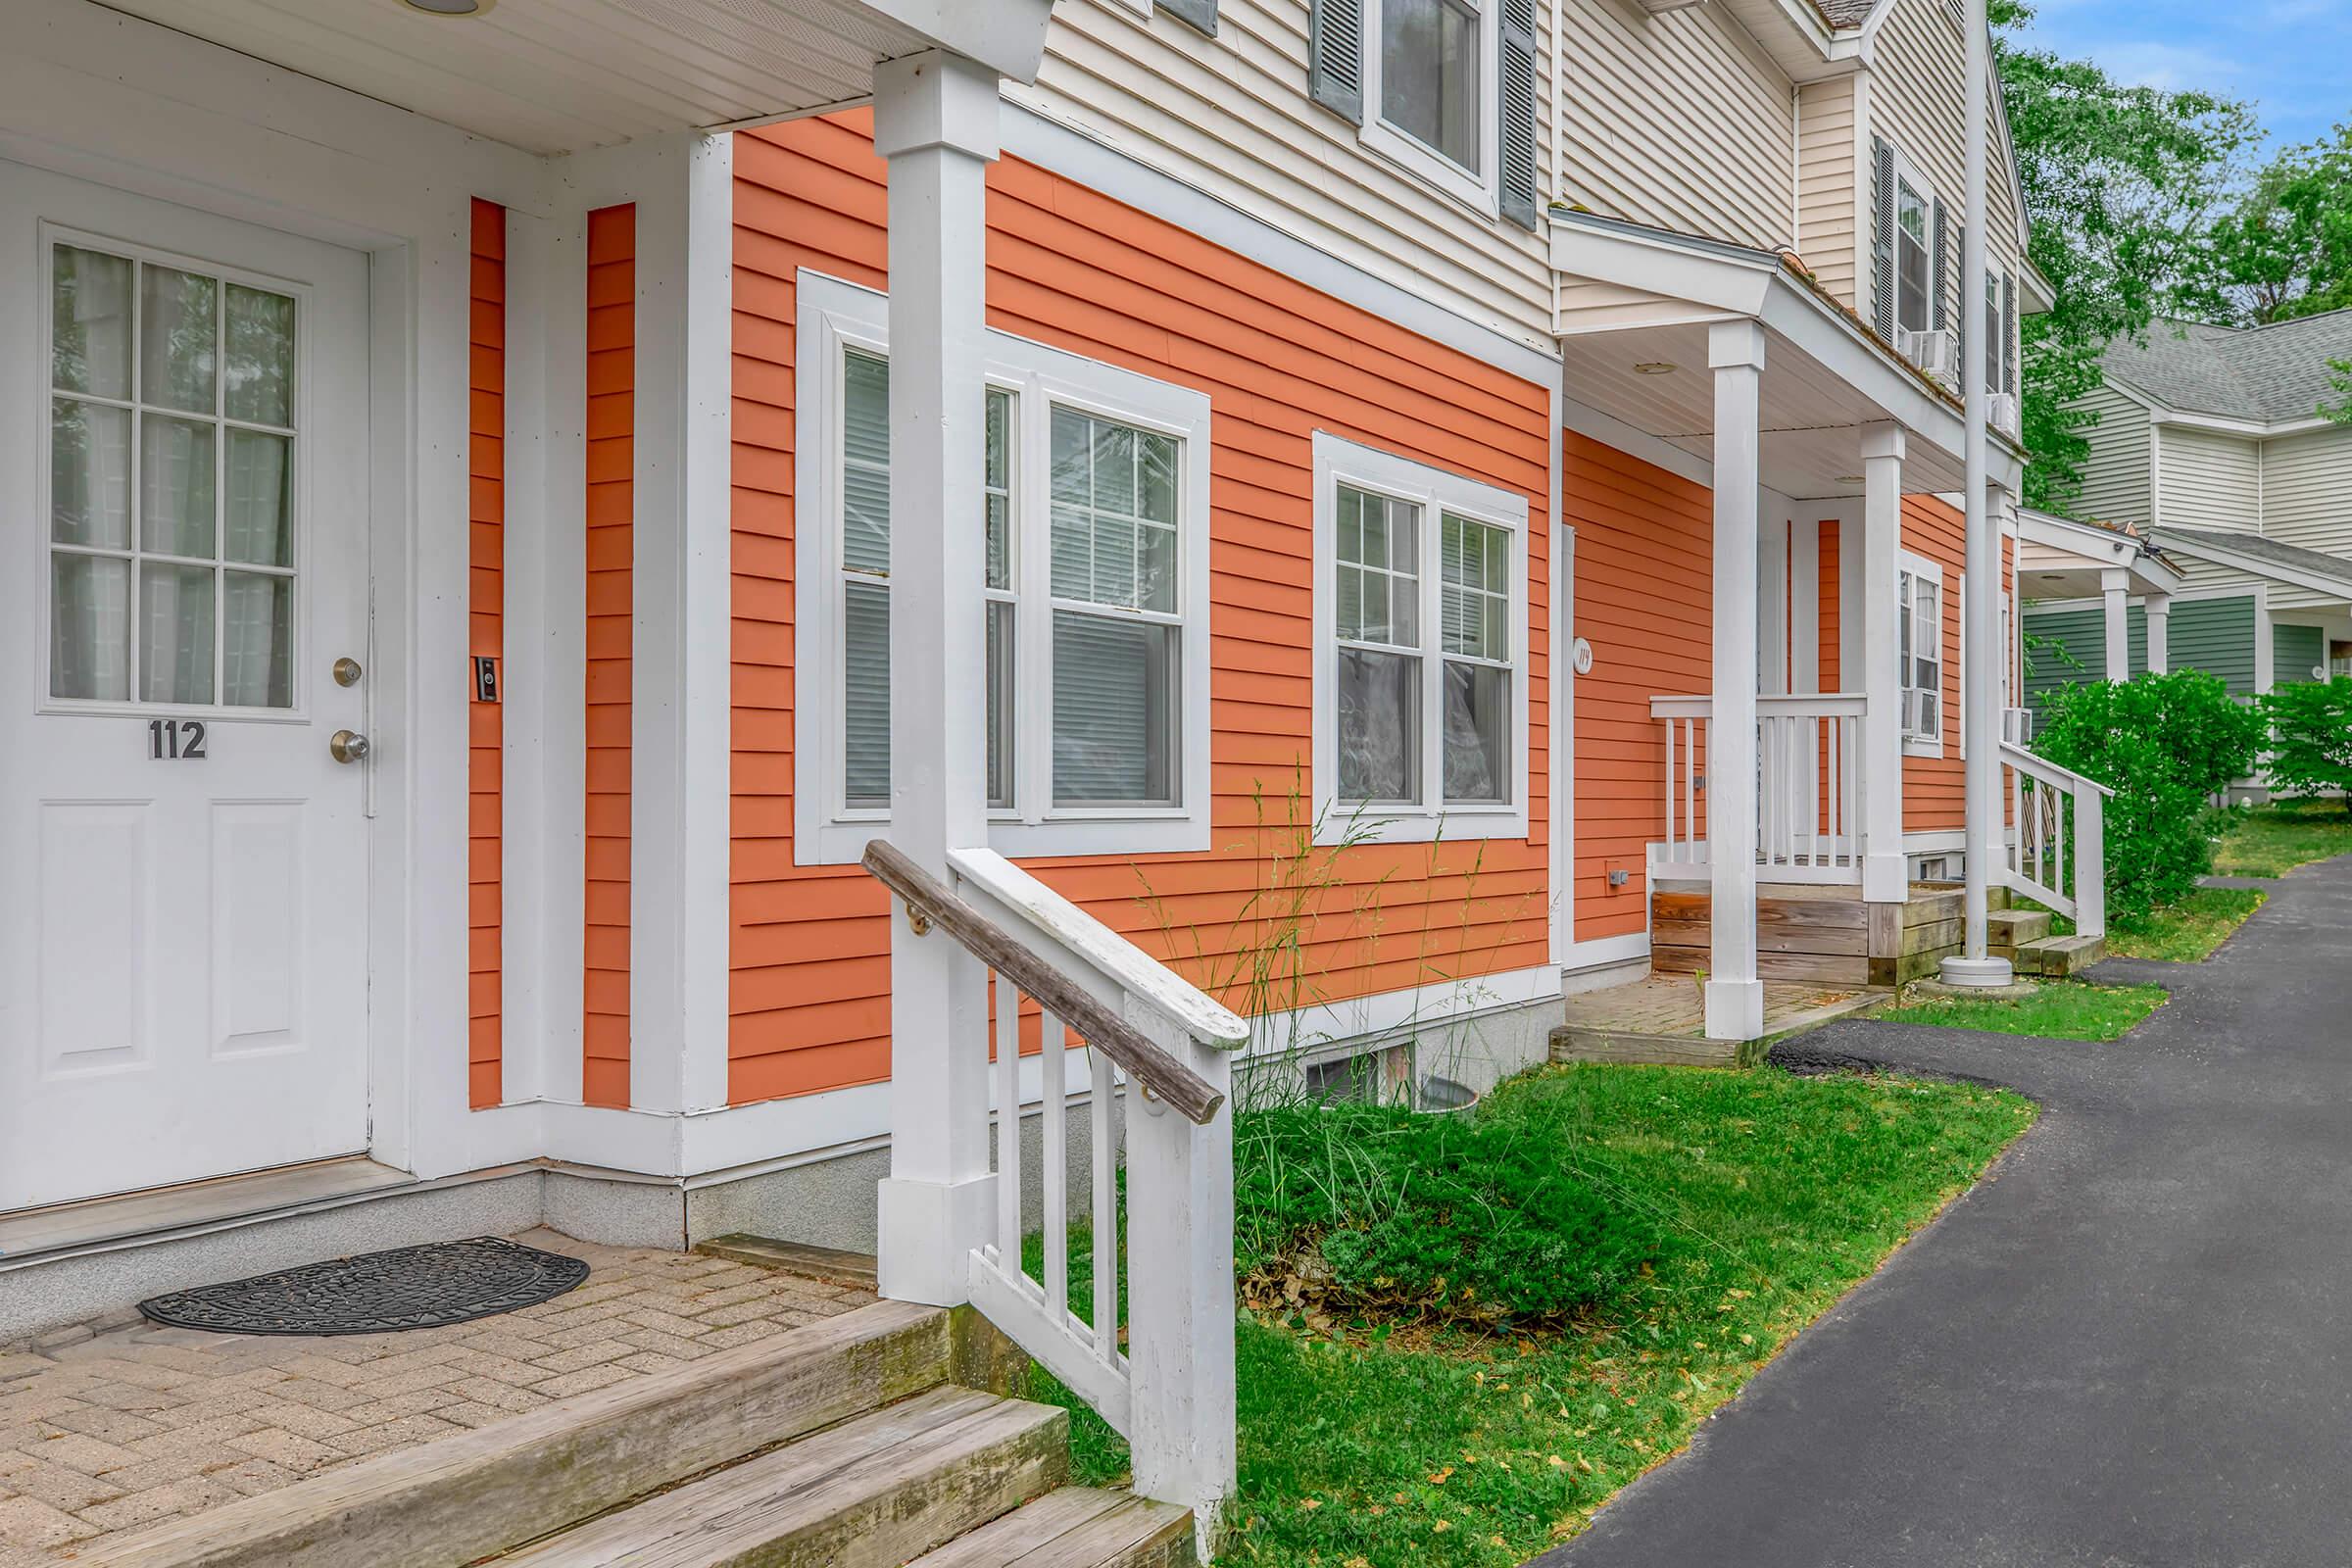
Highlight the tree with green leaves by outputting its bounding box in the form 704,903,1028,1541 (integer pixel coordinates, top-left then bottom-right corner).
2208,123,2352,328
1991,0,2258,511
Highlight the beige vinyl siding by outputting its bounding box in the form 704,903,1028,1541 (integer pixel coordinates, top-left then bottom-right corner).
2261,426,2352,559
2070,383,2151,525
2157,424,2261,533
1794,72,1858,307
1863,0,2026,321
1550,2,1794,251
1012,0,1555,351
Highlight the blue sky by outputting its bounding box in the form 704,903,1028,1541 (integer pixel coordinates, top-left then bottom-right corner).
2014,0,2352,150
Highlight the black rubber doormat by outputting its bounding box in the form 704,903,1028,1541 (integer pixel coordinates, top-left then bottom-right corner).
138,1236,590,1336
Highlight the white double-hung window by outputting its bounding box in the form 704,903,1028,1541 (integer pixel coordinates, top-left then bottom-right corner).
1312,432,1529,844
797,272,1212,864
1897,552,1945,756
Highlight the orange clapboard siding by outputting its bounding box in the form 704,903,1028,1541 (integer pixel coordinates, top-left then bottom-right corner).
1564,431,1713,943
584,204,634,1110
1894,495,2019,834
726,113,1552,1106
467,197,506,1111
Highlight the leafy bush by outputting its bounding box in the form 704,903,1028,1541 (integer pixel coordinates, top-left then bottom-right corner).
2033,671,2267,917
2261,677,2352,814
1234,1102,1658,1327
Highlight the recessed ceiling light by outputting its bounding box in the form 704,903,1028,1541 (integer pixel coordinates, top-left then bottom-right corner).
1633,362,1677,376
401,0,491,15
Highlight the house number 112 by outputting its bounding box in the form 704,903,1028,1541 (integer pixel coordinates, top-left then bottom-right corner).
147,718,209,760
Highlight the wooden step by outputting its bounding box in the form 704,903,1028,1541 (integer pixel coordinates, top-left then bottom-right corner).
698,1232,880,1292
1988,908,2053,947
2016,933,2106,977
496,1385,1068,1568
906,1486,1195,1568
73,1298,955,1568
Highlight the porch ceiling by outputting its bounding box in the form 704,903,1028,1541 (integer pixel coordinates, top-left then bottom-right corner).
90,0,1052,156
1561,318,1967,503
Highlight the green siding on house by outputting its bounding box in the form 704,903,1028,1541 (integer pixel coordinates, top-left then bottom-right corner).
2275,622,2326,686
2025,594,2258,703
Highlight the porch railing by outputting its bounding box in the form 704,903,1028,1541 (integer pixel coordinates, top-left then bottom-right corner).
1999,742,2109,938
861,841,1247,1552
1651,693,1867,884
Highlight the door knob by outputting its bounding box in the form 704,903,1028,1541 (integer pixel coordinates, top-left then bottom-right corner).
330,729,371,763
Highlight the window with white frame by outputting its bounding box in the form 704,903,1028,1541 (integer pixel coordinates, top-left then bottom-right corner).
1896,175,1934,336
795,272,1213,864
1897,554,1944,754
1359,0,1498,213
1313,433,1529,843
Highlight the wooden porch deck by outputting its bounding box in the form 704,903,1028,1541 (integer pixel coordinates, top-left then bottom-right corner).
1551,977,1890,1069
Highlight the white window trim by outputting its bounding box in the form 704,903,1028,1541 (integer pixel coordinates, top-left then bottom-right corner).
1356,0,1501,220
1899,549,1945,759
793,270,1214,866
1889,145,1937,338
1310,431,1531,846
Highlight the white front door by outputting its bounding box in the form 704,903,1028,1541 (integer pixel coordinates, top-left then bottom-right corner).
0,163,374,1211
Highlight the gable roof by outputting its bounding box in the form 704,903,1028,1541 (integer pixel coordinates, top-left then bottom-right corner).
2103,311,2352,425
2152,525,2352,598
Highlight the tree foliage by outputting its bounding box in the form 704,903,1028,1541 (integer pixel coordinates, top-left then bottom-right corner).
2260,679,2352,815
1991,1,2257,511
2206,124,2352,328
2033,672,2268,917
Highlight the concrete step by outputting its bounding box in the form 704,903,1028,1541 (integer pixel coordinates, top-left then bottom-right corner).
2016,933,2106,976
73,1298,957,1568
906,1486,1196,1568
495,1384,1069,1568
1988,907,2054,947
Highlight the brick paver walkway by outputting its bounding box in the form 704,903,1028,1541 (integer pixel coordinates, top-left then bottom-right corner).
0,1230,871,1562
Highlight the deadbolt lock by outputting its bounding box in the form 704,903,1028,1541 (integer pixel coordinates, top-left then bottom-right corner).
333,657,364,687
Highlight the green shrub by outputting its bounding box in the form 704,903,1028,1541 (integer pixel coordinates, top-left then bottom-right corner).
1234,1102,1657,1326
2033,671,2267,917
2261,677,2352,815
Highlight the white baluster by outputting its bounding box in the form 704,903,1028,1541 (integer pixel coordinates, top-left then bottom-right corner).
996,975,1020,1268
1041,1010,1067,1317
1090,1050,1119,1366
1663,716,1679,862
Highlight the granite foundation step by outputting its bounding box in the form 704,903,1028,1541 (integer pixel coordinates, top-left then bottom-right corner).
2015,933,2106,976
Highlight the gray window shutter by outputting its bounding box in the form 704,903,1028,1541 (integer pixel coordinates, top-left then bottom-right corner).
1870,136,1896,340
1498,0,1540,230
2002,273,2019,396
1309,0,1364,124
1160,0,1217,35
1951,221,1966,378
1929,198,1948,332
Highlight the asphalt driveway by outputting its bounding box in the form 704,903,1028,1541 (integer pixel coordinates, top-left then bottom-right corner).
1535,857,2352,1568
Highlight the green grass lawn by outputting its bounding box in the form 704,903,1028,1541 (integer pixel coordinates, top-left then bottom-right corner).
2104,886,2266,962
2212,802,2352,878
1879,980,2167,1040
1029,1064,2034,1566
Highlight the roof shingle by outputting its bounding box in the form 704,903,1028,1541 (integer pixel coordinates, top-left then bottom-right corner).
2102,311,2352,424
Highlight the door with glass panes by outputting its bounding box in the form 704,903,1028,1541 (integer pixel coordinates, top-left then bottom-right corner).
0,162,372,1210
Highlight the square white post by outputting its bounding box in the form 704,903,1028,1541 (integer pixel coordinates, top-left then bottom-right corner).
872,50,1001,1306
2145,592,2172,674
1860,422,1908,905
1706,320,1767,1043
2102,568,2132,681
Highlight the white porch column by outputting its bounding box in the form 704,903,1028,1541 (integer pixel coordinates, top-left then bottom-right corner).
873,50,1000,1306
1706,320,1767,1042
2145,592,2172,674
2102,568,2132,681
1859,423,1908,905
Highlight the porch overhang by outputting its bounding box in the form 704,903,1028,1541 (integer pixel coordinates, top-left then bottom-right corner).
84,0,1056,156
2017,510,2181,603
1549,209,2026,502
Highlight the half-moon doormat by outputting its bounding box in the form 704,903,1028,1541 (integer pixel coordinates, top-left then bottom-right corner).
138,1237,591,1336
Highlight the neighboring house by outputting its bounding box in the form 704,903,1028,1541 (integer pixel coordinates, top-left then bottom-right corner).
0,0,2082,1543
2028,313,2352,701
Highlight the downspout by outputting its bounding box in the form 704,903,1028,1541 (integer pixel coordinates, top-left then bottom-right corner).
1790,82,1802,252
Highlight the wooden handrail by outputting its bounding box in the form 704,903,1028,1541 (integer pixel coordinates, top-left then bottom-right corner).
861,841,1226,1126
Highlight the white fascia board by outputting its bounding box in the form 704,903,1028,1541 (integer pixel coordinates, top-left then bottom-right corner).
1755,275,1964,454
2151,408,2337,439
1548,213,1780,318
2155,535,2352,603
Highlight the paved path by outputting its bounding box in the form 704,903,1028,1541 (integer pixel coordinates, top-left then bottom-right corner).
0,1230,869,1561
1538,857,2352,1568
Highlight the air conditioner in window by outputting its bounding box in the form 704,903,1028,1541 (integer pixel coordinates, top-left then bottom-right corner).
1986,391,2020,434
1904,687,1941,741
1896,326,1960,387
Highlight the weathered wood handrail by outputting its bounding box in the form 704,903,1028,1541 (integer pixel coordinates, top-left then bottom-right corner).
860,840,1225,1126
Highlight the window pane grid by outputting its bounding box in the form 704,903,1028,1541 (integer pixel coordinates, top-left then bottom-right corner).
1336,486,1421,653
47,241,297,709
